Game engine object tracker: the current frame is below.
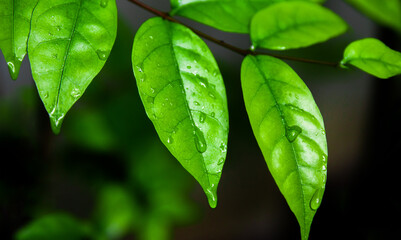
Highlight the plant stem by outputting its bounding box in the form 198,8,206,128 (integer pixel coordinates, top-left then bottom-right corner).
127,0,340,67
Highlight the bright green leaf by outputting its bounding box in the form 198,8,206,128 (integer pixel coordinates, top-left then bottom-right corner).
0,0,38,80
250,1,347,50
345,0,401,32
28,0,118,134
341,38,401,79
132,17,229,208
170,0,326,34
15,213,91,240
241,55,328,240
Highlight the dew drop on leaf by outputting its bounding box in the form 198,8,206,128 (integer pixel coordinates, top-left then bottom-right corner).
96,50,108,60
71,88,81,99
250,45,256,51
310,188,324,211
199,112,206,123
167,136,174,144
194,127,207,153
286,125,302,143
100,0,108,8
218,158,224,165
194,101,200,106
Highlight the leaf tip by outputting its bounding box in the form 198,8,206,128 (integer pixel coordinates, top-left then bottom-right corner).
7,60,22,80
205,187,218,209
49,112,65,135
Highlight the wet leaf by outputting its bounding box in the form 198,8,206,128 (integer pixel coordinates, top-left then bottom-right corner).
250,1,347,50
132,17,229,208
28,0,118,134
241,55,328,240
0,0,38,80
341,38,401,79
170,0,325,33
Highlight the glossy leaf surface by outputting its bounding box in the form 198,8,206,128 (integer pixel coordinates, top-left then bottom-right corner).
250,1,347,50
241,55,328,240
28,0,118,134
345,0,401,32
170,0,325,34
132,17,229,208
341,38,401,79
0,0,38,80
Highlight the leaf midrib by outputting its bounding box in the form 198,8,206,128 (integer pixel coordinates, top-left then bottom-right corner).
250,56,307,230
166,21,211,185
56,0,83,113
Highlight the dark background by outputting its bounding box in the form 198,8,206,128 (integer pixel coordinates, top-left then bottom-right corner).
1,0,400,239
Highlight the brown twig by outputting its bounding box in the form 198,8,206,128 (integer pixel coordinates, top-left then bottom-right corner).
127,0,340,67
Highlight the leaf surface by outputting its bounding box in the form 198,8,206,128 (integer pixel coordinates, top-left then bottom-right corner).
0,0,38,80
241,55,328,240
250,1,347,50
28,0,117,134
341,38,401,79
132,17,229,208
345,0,401,32
170,0,325,33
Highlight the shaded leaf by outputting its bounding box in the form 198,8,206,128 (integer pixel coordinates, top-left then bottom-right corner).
250,1,347,50
15,213,91,240
95,185,141,239
241,55,328,240
28,0,118,134
0,0,38,80
345,0,401,32
170,0,325,33
341,38,401,79
132,17,229,208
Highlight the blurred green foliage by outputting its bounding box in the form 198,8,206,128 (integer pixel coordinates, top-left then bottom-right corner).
1,17,199,240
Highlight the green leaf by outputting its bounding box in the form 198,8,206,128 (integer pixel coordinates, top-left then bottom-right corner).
132,17,229,208
341,38,401,79
345,0,401,32
170,0,326,34
0,0,38,80
28,0,118,134
241,55,328,240
15,213,91,240
250,1,347,50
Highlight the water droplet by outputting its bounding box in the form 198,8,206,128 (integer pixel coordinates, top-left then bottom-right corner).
321,129,326,135
205,188,217,208
7,62,17,80
136,66,143,72
187,65,192,69
218,158,224,165
210,112,215,117
167,136,174,144
220,142,227,152
194,127,207,153
42,91,49,99
150,88,155,94
208,92,215,99
56,26,61,31
71,88,81,99
96,50,108,60
310,188,324,211
194,101,200,106
250,45,256,51
286,125,302,143
149,35,153,40
100,0,108,8
322,165,327,171
198,112,206,123
322,154,327,162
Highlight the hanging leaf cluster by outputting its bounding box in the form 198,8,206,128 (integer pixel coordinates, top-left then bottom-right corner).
1,0,401,239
